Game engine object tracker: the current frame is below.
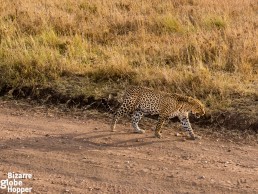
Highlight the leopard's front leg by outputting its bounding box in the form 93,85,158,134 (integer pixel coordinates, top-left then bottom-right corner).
179,114,201,140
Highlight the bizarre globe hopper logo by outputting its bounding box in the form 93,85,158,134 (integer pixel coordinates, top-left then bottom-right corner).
0,172,33,194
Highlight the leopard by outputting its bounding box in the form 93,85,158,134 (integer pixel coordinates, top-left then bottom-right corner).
111,86,205,140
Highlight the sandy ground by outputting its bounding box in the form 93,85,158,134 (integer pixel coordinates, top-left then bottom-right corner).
0,100,257,194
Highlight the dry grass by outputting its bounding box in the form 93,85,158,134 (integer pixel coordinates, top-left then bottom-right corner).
0,0,257,111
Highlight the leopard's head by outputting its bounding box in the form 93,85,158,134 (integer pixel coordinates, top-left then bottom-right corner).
190,98,205,118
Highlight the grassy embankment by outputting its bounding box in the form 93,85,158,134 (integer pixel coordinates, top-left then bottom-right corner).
0,0,257,118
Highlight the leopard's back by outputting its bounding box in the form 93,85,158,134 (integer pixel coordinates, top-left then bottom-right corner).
120,85,204,117
123,86,162,114
123,86,185,114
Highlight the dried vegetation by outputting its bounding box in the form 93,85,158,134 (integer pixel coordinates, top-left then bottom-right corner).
0,0,257,117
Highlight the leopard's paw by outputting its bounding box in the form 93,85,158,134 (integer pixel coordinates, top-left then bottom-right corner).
134,129,145,134
155,132,162,138
188,135,202,140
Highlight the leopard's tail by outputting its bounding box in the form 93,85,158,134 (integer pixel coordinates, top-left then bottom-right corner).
101,92,122,114
101,99,116,114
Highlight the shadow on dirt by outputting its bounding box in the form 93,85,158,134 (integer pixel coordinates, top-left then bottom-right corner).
0,131,171,153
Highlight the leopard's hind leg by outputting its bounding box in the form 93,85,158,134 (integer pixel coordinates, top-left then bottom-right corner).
111,102,132,132
131,111,145,134
154,116,166,138
111,108,124,132
111,90,139,132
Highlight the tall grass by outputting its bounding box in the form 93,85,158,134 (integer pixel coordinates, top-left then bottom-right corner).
0,0,257,109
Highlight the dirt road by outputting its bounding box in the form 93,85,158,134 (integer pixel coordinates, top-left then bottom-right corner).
0,100,257,194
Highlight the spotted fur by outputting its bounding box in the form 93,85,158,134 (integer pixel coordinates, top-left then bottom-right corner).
111,86,205,140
